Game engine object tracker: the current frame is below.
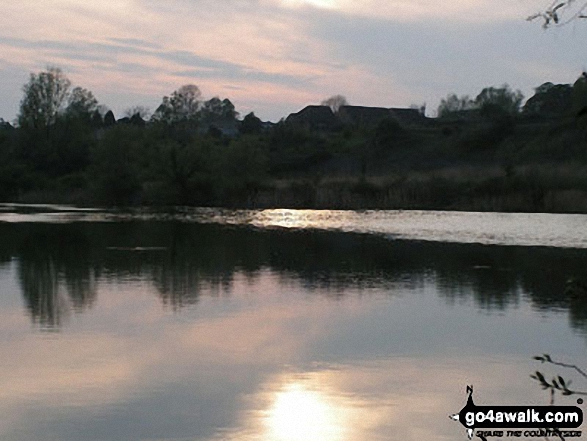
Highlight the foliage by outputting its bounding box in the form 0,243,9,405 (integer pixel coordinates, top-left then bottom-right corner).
3,66,587,211
104,110,116,126
66,87,99,120
268,122,331,174
474,84,524,117
372,117,407,152
321,95,349,113
571,73,587,117
200,97,238,122
153,137,216,205
240,112,263,135
437,94,476,118
217,136,269,202
124,106,151,120
152,84,202,125
89,125,143,205
18,67,72,129
524,82,573,116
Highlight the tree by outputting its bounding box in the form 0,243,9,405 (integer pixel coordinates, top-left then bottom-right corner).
90,125,143,205
18,67,71,129
200,97,238,122
221,98,238,120
437,94,476,118
124,106,151,120
201,97,222,120
152,84,202,125
65,87,98,120
240,112,263,135
523,82,573,116
104,110,116,126
527,1,587,28
410,103,427,116
474,84,524,117
321,95,349,113
572,72,587,117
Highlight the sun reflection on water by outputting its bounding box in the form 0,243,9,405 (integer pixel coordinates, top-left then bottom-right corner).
265,382,347,441
251,209,351,231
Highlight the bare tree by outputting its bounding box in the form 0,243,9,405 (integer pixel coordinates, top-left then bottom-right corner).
18,67,71,129
321,95,349,113
527,1,587,28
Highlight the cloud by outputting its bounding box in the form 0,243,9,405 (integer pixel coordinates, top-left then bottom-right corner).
276,0,540,23
0,0,586,121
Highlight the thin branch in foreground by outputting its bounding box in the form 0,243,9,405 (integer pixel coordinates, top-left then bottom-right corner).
531,354,587,398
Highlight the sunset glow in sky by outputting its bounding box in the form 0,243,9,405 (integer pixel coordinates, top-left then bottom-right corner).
0,0,586,121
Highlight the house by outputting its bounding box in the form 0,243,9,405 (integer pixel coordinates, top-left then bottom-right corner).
389,108,427,126
285,105,428,131
285,105,340,131
337,106,392,127
0,119,14,131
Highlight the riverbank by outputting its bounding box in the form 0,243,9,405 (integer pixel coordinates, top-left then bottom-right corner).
3,105,587,213
11,166,587,214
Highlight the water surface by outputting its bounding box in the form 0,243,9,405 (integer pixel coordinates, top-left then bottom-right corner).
0,206,586,441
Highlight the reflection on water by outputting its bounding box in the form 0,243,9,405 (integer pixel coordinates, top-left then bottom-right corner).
249,209,587,249
2,221,586,331
0,208,587,440
265,381,348,441
1,204,587,248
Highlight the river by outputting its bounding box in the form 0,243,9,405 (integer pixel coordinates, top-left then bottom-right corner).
0,204,586,440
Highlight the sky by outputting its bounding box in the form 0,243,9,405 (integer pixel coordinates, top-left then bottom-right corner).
0,0,586,122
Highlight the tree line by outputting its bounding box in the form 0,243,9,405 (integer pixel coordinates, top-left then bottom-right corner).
0,67,586,210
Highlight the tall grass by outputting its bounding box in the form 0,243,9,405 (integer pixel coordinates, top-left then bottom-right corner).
247,162,587,213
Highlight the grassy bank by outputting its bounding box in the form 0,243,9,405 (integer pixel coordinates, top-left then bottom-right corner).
232,162,587,212
13,162,587,213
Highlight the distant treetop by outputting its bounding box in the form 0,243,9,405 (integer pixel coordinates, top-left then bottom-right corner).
321,95,349,114
151,84,202,125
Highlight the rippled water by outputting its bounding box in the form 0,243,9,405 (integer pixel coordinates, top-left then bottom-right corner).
1,204,586,248
0,204,586,441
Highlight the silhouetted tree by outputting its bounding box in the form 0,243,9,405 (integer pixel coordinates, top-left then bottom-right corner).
124,105,151,120
523,82,573,116
200,97,238,122
91,110,104,128
240,112,263,135
218,136,269,203
321,95,349,113
65,86,99,120
437,93,476,118
90,125,143,205
221,98,238,119
572,72,587,119
18,67,71,129
475,84,524,117
152,84,202,125
373,117,406,151
103,110,116,126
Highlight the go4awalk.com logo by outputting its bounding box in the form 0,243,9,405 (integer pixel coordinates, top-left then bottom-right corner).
450,386,583,440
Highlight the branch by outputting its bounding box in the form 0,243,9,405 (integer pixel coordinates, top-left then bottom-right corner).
534,354,587,379
527,1,587,28
531,354,587,398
